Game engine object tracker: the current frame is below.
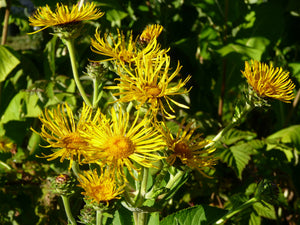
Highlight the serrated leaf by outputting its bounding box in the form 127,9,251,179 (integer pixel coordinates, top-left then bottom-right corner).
221,128,257,146
160,205,227,225
249,211,261,225
266,125,300,151
219,143,253,179
253,201,276,220
0,46,20,82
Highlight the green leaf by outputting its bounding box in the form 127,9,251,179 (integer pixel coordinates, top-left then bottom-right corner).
216,37,269,61
221,128,257,146
106,9,128,27
253,201,276,220
267,125,300,150
0,46,20,82
160,205,227,225
249,211,261,225
288,62,300,84
219,143,253,179
0,92,26,124
112,207,134,225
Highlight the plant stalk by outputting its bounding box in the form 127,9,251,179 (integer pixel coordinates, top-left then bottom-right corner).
96,210,103,225
214,197,258,224
61,195,77,225
64,39,91,106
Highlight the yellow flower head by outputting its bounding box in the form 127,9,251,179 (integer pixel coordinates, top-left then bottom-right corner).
140,24,163,44
241,60,295,103
78,169,125,206
161,121,216,175
0,138,14,153
90,28,164,65
107,53,191,119
28,2,104,34
33,103,100,169
81,106,165,181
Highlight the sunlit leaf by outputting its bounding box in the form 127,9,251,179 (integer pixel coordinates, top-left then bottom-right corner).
160,205,227,225
0,46,20,82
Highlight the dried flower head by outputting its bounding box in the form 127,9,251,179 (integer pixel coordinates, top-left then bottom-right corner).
161,121,216,175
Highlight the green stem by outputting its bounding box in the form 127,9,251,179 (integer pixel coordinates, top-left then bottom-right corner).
71,161,82,178
214,197,259,224
165,170,185,190
133,212,139,225
64,39,91,106
96,210,103,225
134,167,149,207
146,163,170,199
206,102,254,148
0,160,11,171
137,212,147,225
132,167,149,225
61,195,77,225
92,77,99,108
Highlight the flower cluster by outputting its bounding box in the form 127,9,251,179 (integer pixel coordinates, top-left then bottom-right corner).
28,1,296,219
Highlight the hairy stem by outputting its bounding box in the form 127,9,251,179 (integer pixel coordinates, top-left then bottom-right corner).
64,39,91,106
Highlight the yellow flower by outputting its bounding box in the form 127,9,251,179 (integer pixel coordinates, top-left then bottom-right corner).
140,24,163,44
81,106,165,181
0,138,14,153
33,103,101,169
241,60,295,103
107,53,191,119
28,2,104,34
161,121,216,175
90,28,164,65
78,169,125,206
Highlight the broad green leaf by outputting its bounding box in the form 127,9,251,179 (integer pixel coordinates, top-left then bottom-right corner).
216,37,269,61
0,91,42,124
219,143,253,179
0,92,26,124
266,125,300,151
221,128,257,146
24,93,42,118
0,46,20,82
106,9,128,27
160,205,227,225
148,212,160,225
253,201,276,220
288,62,300,84
249,211,261,225
113,207,134,225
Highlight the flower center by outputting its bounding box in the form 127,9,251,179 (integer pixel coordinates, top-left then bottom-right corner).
174,142,192,159
119,50,136,63
145,86,161,97
107,135,135,159
61,133,87,150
